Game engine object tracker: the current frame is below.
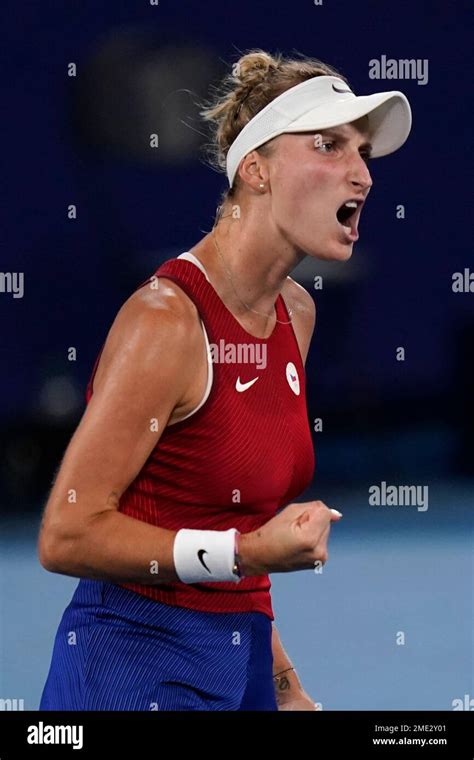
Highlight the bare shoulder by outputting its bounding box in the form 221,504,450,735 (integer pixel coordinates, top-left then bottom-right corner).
124,276,201,324
282,276,316,327
112,276,204,347
281,276,316,365
92,275,204,393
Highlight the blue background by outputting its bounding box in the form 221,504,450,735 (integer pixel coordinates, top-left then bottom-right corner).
1,0,472,711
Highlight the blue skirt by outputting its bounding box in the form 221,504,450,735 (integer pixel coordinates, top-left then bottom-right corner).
40,579,277,711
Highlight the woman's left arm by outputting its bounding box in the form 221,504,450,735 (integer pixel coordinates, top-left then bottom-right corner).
273,263,319,711
271,623,320,710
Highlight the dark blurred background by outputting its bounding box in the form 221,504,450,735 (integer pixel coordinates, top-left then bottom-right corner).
1,0,472,710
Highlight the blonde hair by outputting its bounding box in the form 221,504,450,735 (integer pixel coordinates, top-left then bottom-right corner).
200,49,348,205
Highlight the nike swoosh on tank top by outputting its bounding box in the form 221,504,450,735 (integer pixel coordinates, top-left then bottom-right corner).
85,254,315,620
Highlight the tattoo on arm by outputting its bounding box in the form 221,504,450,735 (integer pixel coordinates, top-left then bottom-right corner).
277,676,291,692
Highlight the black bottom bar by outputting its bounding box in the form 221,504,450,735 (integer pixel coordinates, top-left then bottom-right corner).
0,710,472,757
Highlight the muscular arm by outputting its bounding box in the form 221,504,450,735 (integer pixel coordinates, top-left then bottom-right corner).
38,279,210,584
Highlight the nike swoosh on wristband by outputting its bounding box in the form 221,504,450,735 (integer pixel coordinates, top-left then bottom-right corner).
235,376,259,392
197,549,211,573
332,84,352,94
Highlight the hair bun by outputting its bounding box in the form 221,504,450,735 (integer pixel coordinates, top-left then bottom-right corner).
233,50,277,89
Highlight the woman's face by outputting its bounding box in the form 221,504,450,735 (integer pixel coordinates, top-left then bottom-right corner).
265,117,373,262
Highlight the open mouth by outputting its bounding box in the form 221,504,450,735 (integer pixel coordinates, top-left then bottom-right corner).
336,199,364,240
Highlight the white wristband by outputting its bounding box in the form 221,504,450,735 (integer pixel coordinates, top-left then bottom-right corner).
173,528,240,584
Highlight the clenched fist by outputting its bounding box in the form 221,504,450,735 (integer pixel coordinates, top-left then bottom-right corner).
239,500,342,576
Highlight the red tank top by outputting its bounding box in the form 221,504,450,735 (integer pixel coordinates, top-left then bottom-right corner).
86,255,315,620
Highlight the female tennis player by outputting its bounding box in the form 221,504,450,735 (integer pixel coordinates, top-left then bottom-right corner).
38,49,411,711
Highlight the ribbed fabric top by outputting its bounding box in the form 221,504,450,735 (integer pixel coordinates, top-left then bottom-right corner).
86,256,315,619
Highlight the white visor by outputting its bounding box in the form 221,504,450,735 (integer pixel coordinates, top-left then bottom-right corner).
226,75,412,186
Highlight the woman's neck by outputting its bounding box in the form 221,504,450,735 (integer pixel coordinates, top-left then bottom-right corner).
189,212,303,335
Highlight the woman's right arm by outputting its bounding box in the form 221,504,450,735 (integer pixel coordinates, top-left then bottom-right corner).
38,279,341,585
38,280,206,585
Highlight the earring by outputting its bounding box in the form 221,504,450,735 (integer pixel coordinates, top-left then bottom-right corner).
259,183,265,189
